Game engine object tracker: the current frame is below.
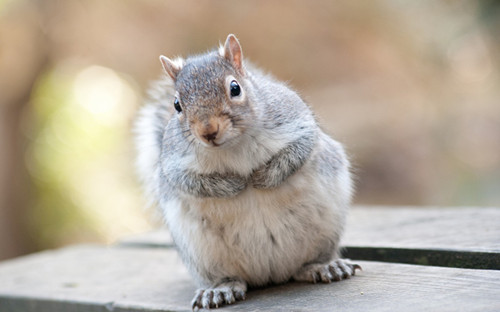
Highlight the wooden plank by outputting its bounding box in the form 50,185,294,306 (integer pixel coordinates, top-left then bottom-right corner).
343,206,500,269
344,206,500,252
343,247,499,270
0,245,193,312
0,245,499,312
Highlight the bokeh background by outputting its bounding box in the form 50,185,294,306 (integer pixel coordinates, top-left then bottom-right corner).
1,0,499,261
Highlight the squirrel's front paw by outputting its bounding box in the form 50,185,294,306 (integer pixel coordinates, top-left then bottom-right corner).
293,259,362,283
251,165,281,189
251,166,270,189
191,279,246,310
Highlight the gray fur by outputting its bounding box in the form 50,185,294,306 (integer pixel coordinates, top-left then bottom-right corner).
252,132,316,189
134,34,358,309
163,168,248,198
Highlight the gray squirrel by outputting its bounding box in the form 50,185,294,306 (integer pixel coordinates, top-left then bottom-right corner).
134,34,360,310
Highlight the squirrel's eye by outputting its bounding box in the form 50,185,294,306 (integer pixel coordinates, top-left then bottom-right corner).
230,80,241,97
174,97,182,113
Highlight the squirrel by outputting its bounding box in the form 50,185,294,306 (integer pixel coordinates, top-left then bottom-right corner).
134,34,360,310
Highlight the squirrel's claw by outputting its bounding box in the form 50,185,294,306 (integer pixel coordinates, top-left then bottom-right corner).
191,282,246,310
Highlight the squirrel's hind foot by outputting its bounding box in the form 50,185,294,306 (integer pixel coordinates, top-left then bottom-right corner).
293,259,361,284
191,279,247,310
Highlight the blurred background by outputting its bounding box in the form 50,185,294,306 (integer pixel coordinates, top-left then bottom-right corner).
1,0,499,261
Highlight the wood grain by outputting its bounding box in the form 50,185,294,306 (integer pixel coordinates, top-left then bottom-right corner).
344,206,500,252
0,245,499,312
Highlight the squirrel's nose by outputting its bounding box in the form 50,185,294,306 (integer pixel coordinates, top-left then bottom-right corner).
202,130,218,142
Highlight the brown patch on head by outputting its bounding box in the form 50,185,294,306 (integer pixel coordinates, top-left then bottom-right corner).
193,116,220,145
191,111,238,147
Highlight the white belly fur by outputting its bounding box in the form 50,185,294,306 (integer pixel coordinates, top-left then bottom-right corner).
162,144,351,287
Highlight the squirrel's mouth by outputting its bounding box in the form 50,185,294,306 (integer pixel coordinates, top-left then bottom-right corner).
196,136,225,148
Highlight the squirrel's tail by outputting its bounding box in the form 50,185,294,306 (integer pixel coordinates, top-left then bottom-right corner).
133,77,175,209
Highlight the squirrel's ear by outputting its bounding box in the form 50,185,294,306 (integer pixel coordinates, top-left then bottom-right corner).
159,55,183,81
223,34,244,75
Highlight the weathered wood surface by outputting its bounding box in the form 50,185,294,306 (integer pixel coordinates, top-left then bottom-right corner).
0,245,499,312
343,206,500,269
118,206,500,269
344,206,500,252
1,206,499,311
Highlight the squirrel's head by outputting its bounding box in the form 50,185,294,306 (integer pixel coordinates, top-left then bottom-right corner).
159,34,255,148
